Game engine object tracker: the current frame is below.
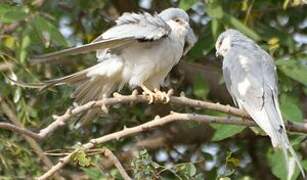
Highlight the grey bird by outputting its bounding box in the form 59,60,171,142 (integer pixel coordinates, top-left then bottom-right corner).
26,8,196,122
215,29,305,179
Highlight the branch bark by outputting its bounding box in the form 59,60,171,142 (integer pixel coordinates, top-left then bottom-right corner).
102,148,132,180
36,110,307,179
1,93,307,179
1,93,307,142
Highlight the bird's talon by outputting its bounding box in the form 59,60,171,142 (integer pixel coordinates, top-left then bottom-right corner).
132,89,138,96
113,92,122,97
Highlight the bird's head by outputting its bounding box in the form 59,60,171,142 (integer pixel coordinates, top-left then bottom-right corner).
215,29,250,59
159,8,197,55
159,8,190,29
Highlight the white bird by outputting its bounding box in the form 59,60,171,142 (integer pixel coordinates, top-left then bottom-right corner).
215,29,305,180
27,8,196,122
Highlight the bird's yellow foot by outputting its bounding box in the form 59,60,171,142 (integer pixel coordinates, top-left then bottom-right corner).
154,89,170,103
141,85,155,104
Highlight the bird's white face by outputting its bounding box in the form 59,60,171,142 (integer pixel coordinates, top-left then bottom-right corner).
215,35,232,58
166,16,189,38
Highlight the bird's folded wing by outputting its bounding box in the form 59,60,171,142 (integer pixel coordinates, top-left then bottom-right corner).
31,12,171,64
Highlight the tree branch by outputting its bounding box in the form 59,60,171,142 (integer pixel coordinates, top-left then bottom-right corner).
102,148,132,180
1,92,306,179
0,122,42,140
1,92,307,142
36,111,307,179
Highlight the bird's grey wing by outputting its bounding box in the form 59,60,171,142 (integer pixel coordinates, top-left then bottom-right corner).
31,37,133,64
261,50,278,93
223,48,265,110
31,12,171,64
98,12,171,41
222,65,239,107
224,47,284,142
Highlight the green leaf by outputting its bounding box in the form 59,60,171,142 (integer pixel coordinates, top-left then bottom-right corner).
0,4,11,15
13,87,22,103
267,149,287,180
0,5,27,23
302,160,307,170
226,152,240,168
211,19,221,40
219,178,231,180
276,59,307,86
73,150,91,167
206,0,224,19
179,0,197,10
189,29,215,57
81,167,104,179
280,94,303,122
32,16,67,47
176,163,197,177
19,35,31,63
223,13,260,41
267,149,300,180
193,74,209,98
257,24,296,53
186,163,197,176
211,124,245,141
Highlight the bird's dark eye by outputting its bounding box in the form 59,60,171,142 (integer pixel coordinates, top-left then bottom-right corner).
175,18,181,23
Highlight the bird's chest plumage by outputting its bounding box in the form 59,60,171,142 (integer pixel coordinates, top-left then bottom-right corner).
121,32,185,87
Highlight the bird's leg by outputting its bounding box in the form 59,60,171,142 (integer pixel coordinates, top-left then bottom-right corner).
141,84,155,104
153,88,170,103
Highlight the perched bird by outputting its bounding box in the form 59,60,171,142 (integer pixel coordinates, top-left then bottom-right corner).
215,29,305,179
26,8,196,122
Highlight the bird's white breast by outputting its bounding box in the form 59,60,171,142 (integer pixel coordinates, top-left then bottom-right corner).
121,31,185,88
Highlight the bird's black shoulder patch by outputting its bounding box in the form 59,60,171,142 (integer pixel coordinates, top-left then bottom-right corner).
136,34,168,42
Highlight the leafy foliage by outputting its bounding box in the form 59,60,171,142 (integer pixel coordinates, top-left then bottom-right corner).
0,0,306,179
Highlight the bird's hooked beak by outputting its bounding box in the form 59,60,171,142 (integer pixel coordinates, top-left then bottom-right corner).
182,21,189,28
216,51,223,60
183,26,197,55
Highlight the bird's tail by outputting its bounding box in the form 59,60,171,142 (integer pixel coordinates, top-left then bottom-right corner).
240,94,305,180
39,56,124,101
47,57,125,126
268,95,305,180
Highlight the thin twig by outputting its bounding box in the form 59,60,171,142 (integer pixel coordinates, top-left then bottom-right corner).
0,98,64,180
102,148,132,180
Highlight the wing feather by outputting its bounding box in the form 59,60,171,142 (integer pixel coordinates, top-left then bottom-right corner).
31,12,171,64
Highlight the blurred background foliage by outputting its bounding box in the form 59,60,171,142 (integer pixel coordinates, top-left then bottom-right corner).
0,0,307,179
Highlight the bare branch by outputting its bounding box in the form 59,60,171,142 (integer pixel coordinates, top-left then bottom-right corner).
0,122,42,140
34,92,251,139
102,148,132,180
34,112,266,179
0,92,304,179
1,93,307,142
0,62,14,71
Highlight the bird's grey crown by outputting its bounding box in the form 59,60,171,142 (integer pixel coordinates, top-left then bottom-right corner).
216,29,256,51
158,8,189,22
